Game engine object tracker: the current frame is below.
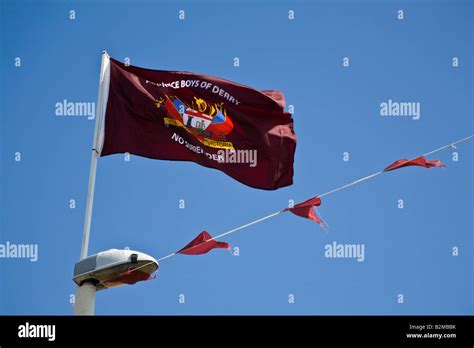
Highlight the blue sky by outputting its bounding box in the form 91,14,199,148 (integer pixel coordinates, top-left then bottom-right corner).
0,0,472,315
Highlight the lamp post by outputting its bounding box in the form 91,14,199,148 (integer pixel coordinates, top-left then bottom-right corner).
73,51,110,315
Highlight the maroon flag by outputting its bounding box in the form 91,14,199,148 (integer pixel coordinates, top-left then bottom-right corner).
98,56,296,190
178,231,230,255
384,156,446,172
284,196,324,225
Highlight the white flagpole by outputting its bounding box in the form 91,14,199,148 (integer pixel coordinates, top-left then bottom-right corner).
74,51,110,315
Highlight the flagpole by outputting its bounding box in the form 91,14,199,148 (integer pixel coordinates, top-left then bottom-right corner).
74,51,110,315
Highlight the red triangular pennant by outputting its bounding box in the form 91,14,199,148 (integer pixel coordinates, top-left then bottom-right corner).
384,156,446,172
284,196,324,225
178,231,230,255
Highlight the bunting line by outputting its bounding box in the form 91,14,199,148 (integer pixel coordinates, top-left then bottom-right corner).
157,134,473,263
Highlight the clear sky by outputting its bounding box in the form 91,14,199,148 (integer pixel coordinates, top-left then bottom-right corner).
0,0,472,315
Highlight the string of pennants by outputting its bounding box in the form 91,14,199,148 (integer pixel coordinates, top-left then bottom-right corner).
156,135,473,262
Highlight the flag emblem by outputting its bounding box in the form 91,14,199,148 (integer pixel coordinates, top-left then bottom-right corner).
159,95,235,150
